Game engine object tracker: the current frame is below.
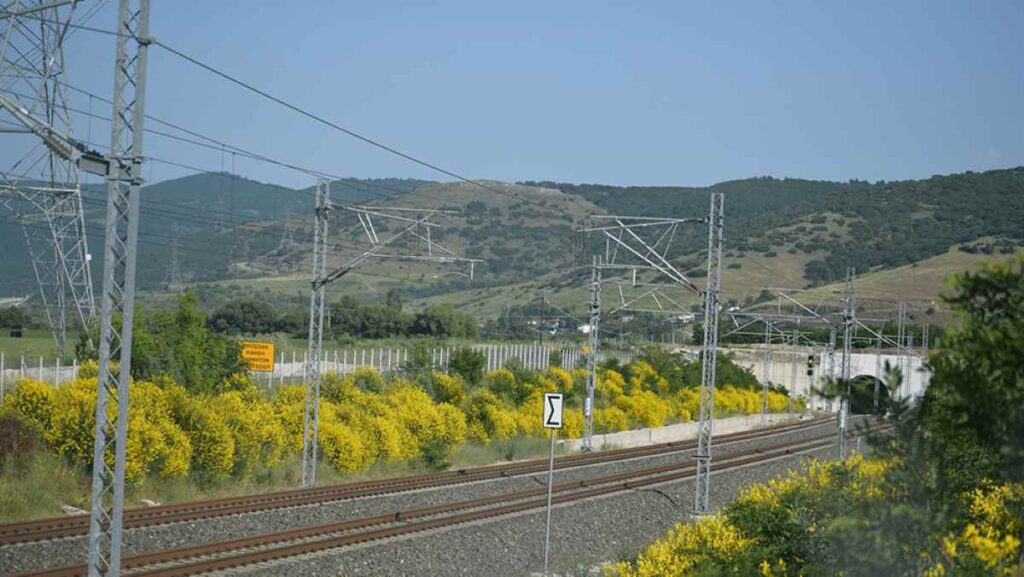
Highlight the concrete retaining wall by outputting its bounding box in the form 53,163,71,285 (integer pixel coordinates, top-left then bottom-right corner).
561,412,804,452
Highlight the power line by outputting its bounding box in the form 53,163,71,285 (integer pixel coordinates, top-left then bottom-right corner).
150,39,525,204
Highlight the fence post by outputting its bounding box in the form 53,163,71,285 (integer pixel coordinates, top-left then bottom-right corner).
56,356,61,386
1,351,4,400
38,356,43,382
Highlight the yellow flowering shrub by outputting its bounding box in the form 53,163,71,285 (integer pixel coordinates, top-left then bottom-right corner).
318,420,369,473
463,390,517,445
609,514,753,577
513,391,546,437
45,379,99,466
211,390,286,475
932,482,1023,575
614,390,672,428
627,361,669,394
562,408,584,438
485,369,518,400
3,379,55,433
3,356,812,484
429,372,465,405
594,406,630,433
543,367,575,395
384,383,450,459
271,385,307,453
672,388,701,420
599,370,626,398
435,402,468,447
165,386,235,480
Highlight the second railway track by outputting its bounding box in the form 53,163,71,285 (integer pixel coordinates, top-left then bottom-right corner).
19,424,880,577
0,417,834,546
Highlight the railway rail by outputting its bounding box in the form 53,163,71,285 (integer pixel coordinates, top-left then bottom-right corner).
0,417,833,546
17,423,885,577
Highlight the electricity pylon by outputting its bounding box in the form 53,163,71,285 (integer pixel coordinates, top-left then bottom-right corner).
838,267,855,458
301,201,481,487
578,195,723,515
693,192,723,515
86,2,152,575
581,255,601,451
0,0,98,355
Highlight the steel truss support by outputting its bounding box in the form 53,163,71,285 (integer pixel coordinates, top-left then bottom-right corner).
301,203,480,486
0,0,97,354
694,192,723,515
582,255,602,451
837,267,855,458
301,179,331,488
87,2,151,575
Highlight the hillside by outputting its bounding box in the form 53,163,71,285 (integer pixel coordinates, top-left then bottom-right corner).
543,168,1024,285
2,168,1022,324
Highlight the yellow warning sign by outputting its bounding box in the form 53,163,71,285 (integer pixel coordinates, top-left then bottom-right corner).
239,341,275,372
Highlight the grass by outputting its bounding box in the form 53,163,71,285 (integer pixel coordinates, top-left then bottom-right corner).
0,436,568,523
0,452,86,521
792,246,1024,323
0,329,76,363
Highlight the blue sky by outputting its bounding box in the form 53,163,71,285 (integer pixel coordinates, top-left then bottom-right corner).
54,0,1024,188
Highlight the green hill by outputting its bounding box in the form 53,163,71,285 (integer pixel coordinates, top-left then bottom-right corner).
2,167,1022,324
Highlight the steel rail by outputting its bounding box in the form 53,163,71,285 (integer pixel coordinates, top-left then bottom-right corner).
0,418,833,545
18,425,887,577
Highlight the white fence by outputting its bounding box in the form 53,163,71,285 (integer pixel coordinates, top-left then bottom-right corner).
0,344,639,397
257,343,638,387
0,352,79,399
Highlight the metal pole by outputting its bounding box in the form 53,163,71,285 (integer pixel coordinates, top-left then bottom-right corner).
694,192,723,515
301,179,331,488
582,255,601,451
827,329,836,411
87,2,151,574
874,327,882,412
760,319,771,425
789,333,798,414
838,268,855,459
896,302,905,400
542,427,557,576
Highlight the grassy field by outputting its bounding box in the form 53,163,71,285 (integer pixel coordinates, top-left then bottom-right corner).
0,329,73,363
802,246,1021,301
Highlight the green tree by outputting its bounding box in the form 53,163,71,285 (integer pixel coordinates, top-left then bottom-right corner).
385,288,403,311
448,346,486,386
207,299,281,334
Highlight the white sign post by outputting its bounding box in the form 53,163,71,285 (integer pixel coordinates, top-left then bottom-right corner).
542,392,564,576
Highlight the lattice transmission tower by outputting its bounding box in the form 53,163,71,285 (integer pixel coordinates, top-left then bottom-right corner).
301,198,482,487
0,0,100,354
86,1,153,575
578,194,723,514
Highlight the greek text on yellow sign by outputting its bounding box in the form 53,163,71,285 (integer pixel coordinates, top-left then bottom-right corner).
239,341,275,372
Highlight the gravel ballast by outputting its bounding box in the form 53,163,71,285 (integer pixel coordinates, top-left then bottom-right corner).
238,444,838,577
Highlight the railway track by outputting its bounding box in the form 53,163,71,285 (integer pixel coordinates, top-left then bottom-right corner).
0,417,834,546
18,425,877,577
